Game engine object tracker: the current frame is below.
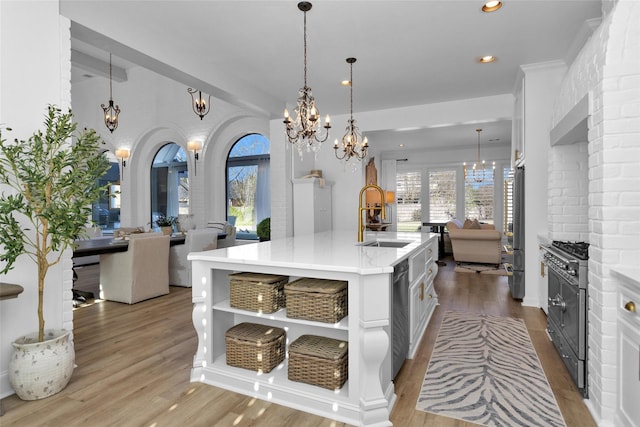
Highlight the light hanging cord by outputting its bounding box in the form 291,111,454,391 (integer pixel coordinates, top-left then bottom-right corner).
101,53,121,133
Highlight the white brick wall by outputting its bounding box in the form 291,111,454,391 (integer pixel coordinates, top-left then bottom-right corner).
548,142,589,241
60,15,74,336
549,2,640,424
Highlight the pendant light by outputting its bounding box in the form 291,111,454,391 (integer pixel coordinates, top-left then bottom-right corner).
187,88,211,120
334,57,368,162
283,1,331,158
101,53,121,133
463,128,495,182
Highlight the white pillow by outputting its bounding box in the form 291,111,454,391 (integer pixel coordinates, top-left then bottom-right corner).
450,218,464,229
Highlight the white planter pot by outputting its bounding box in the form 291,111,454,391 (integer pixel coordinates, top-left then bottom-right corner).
9,329,75,400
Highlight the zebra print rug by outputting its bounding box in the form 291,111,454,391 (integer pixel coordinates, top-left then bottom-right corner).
416,311,566,427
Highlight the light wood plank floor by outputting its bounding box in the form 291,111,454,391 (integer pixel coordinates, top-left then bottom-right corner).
1,257,596,426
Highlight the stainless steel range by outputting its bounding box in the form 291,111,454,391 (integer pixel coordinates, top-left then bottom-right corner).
542,240,589,397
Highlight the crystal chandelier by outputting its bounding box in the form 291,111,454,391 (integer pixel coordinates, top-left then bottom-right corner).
283,1,331,157
101,53,121,133
334,57,368,162
463,128,495,182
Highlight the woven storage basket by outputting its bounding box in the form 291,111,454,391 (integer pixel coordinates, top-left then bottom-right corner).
229,272,288,313
225,322,285,373
285,277,347,323
288,334,348,390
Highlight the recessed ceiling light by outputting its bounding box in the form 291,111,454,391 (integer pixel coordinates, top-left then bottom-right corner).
399,144,405,148
479,55,496,63
341,80,351,86
482,1,503,12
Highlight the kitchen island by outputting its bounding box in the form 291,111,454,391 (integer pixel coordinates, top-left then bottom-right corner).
188,230,438,426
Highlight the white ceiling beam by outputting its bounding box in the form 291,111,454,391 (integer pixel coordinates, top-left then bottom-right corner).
71,49,127,82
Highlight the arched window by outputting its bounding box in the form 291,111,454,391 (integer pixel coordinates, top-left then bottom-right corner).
150,143,189,228
226,134,270,240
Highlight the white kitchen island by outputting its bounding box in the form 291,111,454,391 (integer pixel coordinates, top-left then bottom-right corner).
188,231,438,426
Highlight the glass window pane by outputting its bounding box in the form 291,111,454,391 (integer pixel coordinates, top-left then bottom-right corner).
150,143,189,228
91,161,121,233
229,134,269,157
428,170,456,222
396,171,421,232
464,167,494,224
228,165,258,232
226,134,270,240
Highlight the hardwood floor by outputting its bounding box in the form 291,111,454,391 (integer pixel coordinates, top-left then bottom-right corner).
1,257,596,426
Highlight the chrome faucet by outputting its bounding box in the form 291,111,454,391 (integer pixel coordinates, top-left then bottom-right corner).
358,184,386,242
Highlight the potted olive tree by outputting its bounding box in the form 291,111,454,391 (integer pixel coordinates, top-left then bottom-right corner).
257,217,270,241
0,105,110,400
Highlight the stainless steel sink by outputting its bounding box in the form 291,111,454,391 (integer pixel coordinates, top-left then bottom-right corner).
360,240,411,248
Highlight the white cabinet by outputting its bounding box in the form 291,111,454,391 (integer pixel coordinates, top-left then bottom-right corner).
409,236,439,357
615,269,640,427
292,178,333,236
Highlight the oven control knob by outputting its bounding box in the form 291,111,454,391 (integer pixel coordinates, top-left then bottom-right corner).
549,295,566,311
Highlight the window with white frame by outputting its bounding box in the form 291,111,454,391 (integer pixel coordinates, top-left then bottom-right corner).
428,170,456,222
396,171,421,231
464,168,494,224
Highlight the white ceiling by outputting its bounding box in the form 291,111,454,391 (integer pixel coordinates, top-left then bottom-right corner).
61,0,602,152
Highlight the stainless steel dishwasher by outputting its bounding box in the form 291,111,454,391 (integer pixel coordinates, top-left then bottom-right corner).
391,259,409,379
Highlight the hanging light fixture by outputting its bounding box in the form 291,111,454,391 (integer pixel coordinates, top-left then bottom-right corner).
463,128,495,182
101,53,121,133
334,57,368,162
283,1,331,157
187,88,211,120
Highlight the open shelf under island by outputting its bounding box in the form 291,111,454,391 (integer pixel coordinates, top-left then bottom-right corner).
188,230,439,426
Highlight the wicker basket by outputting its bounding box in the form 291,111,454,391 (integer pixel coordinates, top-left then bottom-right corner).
288,335,348,390
229,272,288,313
225,322,285,373
285,278,348,323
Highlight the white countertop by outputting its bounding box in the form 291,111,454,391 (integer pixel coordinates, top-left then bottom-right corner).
188,230,436,275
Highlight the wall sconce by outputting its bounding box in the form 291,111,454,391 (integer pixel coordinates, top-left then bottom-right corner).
115,148,130,181
187,140,202,176
385,191,395,204
187,88,211,120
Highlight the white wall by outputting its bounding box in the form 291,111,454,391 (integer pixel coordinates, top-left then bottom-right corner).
0,0,73,399
518,62,567,309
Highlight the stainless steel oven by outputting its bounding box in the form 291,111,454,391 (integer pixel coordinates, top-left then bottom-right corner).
542,241,589,397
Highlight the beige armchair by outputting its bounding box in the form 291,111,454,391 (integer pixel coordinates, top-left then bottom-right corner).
100,233,170,304
446,219,502,265
169,228,219,287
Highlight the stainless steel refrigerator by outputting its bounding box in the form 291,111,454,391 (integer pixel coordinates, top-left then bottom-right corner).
509,166,525,299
